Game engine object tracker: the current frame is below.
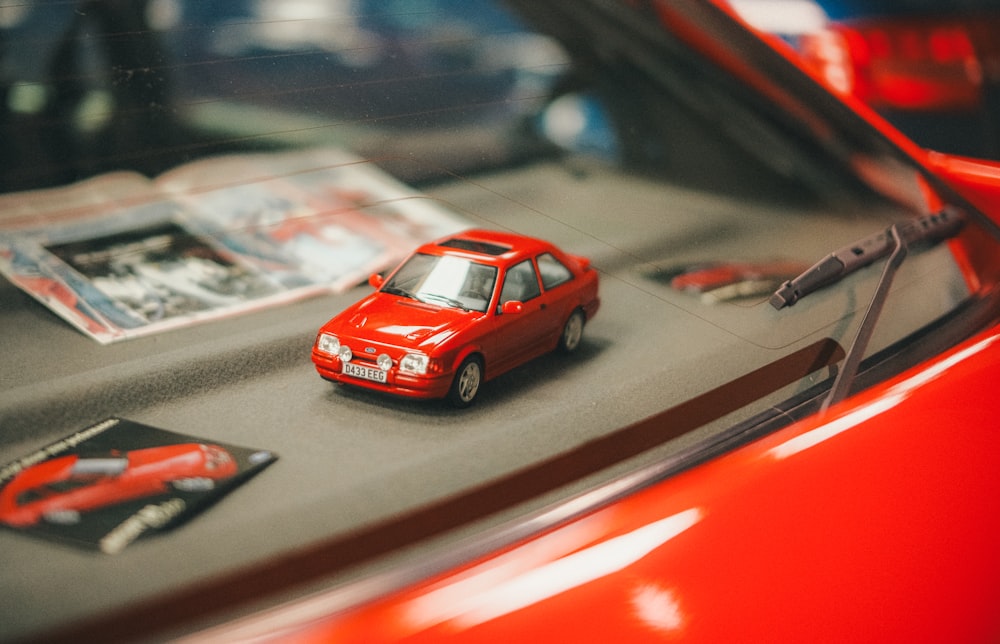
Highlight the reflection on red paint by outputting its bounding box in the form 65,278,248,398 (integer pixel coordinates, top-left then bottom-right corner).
799,18,995,112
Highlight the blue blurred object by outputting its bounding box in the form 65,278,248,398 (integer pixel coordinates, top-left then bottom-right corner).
536,92,621,161
816,0,1000,19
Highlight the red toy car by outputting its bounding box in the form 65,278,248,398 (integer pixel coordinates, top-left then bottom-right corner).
0,444,237,527
312,229,600,406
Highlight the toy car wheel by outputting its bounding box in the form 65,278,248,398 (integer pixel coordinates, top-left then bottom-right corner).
558,309,585,353
448,356,483,407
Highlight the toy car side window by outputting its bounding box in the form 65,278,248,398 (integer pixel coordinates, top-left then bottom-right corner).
458,263,498,312
537,253,573,290
499,259,542,307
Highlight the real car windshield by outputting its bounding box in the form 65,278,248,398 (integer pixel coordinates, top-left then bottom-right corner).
1,1,998,641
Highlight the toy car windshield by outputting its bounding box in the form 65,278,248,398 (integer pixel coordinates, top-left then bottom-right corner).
381,254,498,313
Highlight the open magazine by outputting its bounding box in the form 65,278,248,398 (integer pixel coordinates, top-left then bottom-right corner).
0,148,468,343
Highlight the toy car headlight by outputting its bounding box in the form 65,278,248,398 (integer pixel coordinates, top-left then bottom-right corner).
377,354,393,371
338,345,353,363
399,353,429,375
317,333,340,355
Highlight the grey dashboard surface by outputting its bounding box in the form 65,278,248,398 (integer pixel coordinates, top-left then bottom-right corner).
0,160,965,641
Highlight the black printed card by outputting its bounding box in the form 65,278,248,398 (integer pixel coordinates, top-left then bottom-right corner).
0,418,276,554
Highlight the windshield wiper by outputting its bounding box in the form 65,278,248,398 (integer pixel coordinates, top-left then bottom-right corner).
384,286,471,311
382,285,418,300
769,207,965,411
419,293,471,310
769,207,965,311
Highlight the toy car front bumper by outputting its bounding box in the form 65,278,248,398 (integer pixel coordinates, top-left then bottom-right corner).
312,351,452,400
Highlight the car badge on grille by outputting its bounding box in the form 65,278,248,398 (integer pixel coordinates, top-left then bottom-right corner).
365,347,376,354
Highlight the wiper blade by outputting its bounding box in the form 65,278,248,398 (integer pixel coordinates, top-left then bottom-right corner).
419,292,470,310
769,207,965,310
382,285,417,300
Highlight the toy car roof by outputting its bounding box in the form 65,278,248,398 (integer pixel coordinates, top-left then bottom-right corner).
418,228,554,264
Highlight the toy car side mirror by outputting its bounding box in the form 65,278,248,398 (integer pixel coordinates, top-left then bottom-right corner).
369,273,384,289
501,301,524,315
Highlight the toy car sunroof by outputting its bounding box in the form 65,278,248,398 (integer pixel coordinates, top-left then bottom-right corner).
437,238,512,255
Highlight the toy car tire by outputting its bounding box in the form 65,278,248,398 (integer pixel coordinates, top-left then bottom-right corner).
448,355,483,407
558,309,585,354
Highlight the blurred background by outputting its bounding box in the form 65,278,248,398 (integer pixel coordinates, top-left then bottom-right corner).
2,0,998,194
727,0,1000,159
0,0,563,191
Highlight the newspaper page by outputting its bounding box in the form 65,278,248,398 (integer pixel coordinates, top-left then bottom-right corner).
0,148,468,343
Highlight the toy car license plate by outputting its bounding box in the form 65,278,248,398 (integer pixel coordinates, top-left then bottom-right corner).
343,362,387,383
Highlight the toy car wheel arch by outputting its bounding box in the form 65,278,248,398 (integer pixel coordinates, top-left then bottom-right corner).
448,355,484,407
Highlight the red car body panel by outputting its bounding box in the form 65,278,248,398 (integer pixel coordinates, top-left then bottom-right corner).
927,153,1000,224
0,443,237,527
312,229,600,400
279,322,1000,643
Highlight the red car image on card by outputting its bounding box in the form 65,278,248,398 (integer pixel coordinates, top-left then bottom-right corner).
0,443,238,528
312,229,600,406
0,418,276,554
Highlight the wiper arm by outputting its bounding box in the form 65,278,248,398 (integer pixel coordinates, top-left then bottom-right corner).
769,207,965,310
821,223,907,411
768,206,965,411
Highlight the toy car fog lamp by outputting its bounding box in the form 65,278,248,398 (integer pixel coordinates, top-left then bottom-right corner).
317,333,340,355
338,345,353,363
377,354,393,371
400,353,429,375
